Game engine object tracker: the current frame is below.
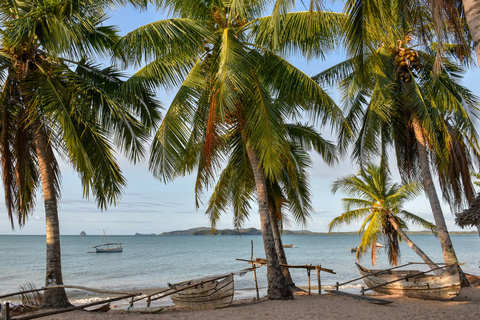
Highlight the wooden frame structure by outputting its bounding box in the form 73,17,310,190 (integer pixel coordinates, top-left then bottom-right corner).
236,257,335,295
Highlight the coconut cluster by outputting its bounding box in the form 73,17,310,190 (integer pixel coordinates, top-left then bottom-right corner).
394,36,421,82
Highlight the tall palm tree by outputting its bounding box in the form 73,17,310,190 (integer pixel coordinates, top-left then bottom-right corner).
204,122,337,289
341,0,476,73
115,0,345,299
329,164,438,269
316,9,480,282
0,0,160,308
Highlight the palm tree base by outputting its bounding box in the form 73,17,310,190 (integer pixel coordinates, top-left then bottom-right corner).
458,267,470,287
41,288,73,309
267,286,294,300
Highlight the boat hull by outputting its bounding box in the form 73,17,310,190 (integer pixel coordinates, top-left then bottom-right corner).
356,263,461,300
170,274,234,309
95,248,123,253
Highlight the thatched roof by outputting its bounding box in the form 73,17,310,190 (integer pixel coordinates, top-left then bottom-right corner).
456,194,480,228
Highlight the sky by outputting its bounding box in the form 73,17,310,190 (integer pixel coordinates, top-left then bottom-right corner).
1,3,480,235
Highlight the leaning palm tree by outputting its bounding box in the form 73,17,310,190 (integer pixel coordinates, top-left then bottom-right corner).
204,122,337,289
316,8,480,283
329,164,438,269
0,0,160,308
115,0,345,299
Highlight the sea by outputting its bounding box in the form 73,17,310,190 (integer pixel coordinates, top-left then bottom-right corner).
0,234,479,307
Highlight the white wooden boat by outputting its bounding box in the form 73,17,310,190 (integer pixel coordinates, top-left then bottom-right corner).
93,230,122,253
169,274,234,309
356,263,461,300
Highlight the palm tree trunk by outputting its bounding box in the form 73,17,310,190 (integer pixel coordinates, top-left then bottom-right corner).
463,0,480,66
245,146,293,300
412,118,469,285
268,201,295,290
33,121,72,308
387,215,441,275
412,118,458,264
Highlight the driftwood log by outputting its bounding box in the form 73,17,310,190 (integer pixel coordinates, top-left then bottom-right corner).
325,290,393,304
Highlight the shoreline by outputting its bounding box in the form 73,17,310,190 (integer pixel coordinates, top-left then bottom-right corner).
10,284,480,320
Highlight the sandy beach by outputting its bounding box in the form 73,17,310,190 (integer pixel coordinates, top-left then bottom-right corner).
13,277,480,320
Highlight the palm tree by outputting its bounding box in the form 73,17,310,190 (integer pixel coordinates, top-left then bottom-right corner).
204,122,337,289
316,10,480,282
0,0,160,308
415,0,480,66
341,0,477,74
115,0,344,299
329,164,438,269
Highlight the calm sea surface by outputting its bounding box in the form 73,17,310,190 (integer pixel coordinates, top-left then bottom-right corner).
1,234,479,305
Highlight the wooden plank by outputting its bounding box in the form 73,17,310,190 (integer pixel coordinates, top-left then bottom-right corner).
325,290,393,305
0,285,140,300
316,266,321,295
12,294,137,320
236,259,335,274
281,264,335,274
126,307,163,314
251,240,260,301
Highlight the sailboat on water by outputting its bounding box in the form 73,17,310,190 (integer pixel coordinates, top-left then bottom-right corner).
93,230,123,253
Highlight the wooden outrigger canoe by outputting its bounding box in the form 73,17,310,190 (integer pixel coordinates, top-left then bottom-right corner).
168,273,234,309
356,263,461,300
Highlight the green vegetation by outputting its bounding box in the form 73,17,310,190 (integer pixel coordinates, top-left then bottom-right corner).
329,164,437,268
2,0,480,306
0,0,160,307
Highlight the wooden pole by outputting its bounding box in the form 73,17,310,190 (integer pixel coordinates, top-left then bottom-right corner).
12,294,136,320
5,302,10,320
316,265,321,295
251,240,260,301
0,285,140,300
307,268,311,295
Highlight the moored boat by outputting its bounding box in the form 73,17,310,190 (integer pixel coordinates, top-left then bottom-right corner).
93,230,123,253
169,274,234,309
356,263,461,300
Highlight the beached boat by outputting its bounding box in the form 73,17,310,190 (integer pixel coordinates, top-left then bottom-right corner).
169,273,234,309
93,230,123,253
356,263,461,300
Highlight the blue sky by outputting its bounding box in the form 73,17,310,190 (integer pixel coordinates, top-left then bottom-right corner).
1,3,480,235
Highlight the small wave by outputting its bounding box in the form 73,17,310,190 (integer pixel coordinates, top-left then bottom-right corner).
322,283,364,290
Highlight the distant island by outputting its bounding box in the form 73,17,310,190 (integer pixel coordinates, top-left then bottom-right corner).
134,228,477,236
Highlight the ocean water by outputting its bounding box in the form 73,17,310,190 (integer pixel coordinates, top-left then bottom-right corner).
0,234,479,306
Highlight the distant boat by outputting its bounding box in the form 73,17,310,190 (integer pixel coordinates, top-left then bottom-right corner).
93,230,123,253
350,243,383,252
283,244,295,248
